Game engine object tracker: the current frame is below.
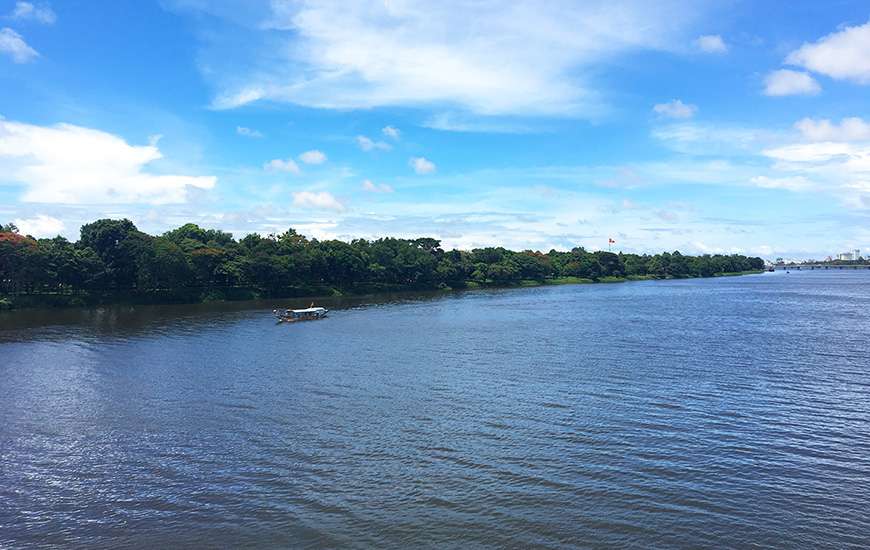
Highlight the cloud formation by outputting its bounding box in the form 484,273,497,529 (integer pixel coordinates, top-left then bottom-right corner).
382,126,400,140
757,120,870,207
0,119,216,204
696,34,727,53
10,2,56,24
0,27,37,63
653,99,697,119
763,69,820,96
762,142,855,163
299,149,327,164
236,126,263,138
750,175,814,192
264,158,300,173
292,190,345,211
410,157,436,175
422,112,536,133
12,214,64,237
209,0,705,116
795,117,870,142
356,135,391,152
362,179,394,193
650,115,870,208
785,20,870,84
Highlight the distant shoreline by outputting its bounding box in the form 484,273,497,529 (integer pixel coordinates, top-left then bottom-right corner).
0,271,765,311
1,218,768,311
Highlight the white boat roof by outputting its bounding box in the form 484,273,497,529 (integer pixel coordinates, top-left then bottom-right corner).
291,307,327,313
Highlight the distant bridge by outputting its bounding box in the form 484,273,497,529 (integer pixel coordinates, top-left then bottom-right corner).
772,264,870,270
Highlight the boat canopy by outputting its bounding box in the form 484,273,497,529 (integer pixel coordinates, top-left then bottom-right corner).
291,307,327,314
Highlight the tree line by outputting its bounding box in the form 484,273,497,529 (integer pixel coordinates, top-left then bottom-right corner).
0,219,765,299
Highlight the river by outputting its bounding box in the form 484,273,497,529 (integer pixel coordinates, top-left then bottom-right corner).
1,271,869,548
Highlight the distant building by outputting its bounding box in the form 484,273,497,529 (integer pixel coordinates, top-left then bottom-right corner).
854,249,861,261
837,252,854,261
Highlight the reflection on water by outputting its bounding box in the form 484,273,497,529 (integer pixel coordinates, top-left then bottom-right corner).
2,271,870,548
0,290,452,341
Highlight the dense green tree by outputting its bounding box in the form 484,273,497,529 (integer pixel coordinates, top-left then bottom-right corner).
147,239,193,288
594,251,622,277
80,219,138,259
0,231,36,292
0,218,766,301
563,247,602,279
190,247,225,285
623,253,648,276
666,251,689,277
79,219,148,288
484,259,520,283
514,252,553,280
647,254,668,277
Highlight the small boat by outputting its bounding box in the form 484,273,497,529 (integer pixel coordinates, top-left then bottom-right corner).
273,304,329,323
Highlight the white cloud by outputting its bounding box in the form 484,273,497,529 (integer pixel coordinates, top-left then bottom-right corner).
0,119,216,204
292,190,345,211
382,126,401,140
218,88,264,108
10,2,56,24
264,158,300,173
410,156,436,175
785,20,870,84
759,134,870,207
208,1,706,116
762,142,854,163
652,123,778,155
12,214,63,237
696,34,727,53
655,210,679,222
236,126,263,138
650,117,870,205
356,135,391,151
763,69,820,96
0,27,38,63
653,99,697,119
422,112,536,133
362,179,394,193
750,175,814,192
795,117,870,142
299,149,327,164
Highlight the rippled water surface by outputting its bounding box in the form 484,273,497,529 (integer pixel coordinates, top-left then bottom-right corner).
2,271,870,548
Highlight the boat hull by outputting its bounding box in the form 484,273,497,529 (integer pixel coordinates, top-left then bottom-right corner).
273,307,329,323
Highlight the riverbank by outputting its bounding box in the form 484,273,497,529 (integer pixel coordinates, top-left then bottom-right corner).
0,270,765,311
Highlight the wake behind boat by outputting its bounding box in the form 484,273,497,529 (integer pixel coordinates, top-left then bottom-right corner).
273,304,329,323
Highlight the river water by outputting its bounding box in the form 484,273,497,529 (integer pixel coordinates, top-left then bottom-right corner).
2,271,869,548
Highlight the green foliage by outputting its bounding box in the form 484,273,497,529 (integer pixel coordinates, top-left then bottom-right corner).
0,218,765,299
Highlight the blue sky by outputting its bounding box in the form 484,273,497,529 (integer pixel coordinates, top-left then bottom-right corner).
2,0,870,259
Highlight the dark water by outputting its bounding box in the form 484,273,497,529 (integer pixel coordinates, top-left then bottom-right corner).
2,272,870,548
